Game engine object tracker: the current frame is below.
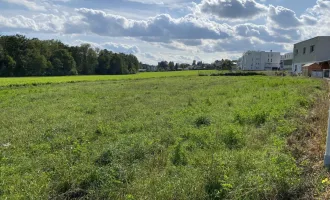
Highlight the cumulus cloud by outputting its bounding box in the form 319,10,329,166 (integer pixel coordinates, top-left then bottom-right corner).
142,52,158,60
268,5,317,29
202,37,286,53
71,8,233,42
73,40,140,54
1,0,46,11
0,13,67,33
103,42,140,54
234,23,292,43
0,15,39,31
198,0,268,21
308,0,330,14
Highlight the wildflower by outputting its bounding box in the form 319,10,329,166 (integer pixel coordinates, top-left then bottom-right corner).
322,178,329,184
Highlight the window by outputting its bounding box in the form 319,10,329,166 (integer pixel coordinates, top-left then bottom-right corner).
295,49,298,55
310,45,315,53
303,47,306,54
271,59,272,62
268,59,269,62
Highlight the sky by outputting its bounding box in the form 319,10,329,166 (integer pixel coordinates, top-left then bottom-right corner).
0,0,329,65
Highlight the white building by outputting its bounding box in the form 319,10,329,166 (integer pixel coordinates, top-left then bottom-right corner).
240,51,281,71
280,53,293,71
293,36,330,73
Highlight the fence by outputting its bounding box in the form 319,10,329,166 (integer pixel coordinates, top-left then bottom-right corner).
323,69,330,78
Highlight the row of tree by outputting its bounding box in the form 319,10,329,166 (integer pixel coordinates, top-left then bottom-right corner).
0,35,140,77
154,59,235,71
157,61,190,71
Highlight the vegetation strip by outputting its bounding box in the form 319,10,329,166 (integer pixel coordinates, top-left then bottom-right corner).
0,71,208,87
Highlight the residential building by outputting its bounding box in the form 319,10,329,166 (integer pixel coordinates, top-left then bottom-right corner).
237,58,242,70
280,53,293,71
292,36,330,73
240,50,281,71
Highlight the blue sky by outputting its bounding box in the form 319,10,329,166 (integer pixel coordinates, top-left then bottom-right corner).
0,0,329,64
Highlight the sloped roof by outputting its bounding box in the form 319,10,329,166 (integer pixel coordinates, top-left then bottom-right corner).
302,63,318,67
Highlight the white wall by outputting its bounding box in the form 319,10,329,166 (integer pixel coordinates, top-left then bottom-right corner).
291,37,330,73
241,51,280,71
292,63,304,73
282,53,293,70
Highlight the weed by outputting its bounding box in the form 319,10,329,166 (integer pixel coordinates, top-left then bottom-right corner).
172,142,188,166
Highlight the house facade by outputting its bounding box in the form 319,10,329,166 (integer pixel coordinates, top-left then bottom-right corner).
240,51,281,71
280,53,293,71
293,36,330,73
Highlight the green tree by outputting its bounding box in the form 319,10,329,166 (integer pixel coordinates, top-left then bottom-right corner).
86,48,98,74
25,50,48,76
0,34,140,76
109,54,123,75
221,59,233,70
169,61,175,71
157,61,169,71
0,55,16,76
51,49,77,75
175,63,179,70
96,49,112,74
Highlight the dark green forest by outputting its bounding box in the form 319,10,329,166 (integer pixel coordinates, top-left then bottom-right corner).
0,35,140,77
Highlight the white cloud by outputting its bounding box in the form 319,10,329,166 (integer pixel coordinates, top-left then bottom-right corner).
70,8,233,42
198,0,268,21
234,23,292,43
1,0,46,11
73,40,140,54
202,37,286,53
268,5,317,29
103,42,140,54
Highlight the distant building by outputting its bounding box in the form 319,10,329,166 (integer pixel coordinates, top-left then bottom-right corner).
292,36,330,73
280,53,293,71
237,58,242,70
240,50,281,71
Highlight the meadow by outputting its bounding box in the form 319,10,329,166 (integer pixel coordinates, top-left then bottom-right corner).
0,71,208,87
0,73,328,199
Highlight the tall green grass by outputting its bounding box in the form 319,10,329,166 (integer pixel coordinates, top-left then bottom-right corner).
0,75,326,199
0,71,215,87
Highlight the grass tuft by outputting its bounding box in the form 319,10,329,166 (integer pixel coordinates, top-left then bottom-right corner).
195,116,211,127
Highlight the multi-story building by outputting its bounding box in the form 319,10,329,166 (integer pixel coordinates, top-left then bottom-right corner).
280,53,293,71
237,57,242,70
240,51,281,71
292,36,330,73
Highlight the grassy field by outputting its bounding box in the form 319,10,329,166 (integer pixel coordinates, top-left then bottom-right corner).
0,74,328,199
0,71,210,87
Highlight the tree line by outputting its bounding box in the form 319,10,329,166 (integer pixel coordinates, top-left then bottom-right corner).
0,35,140,77
153,59,234,71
